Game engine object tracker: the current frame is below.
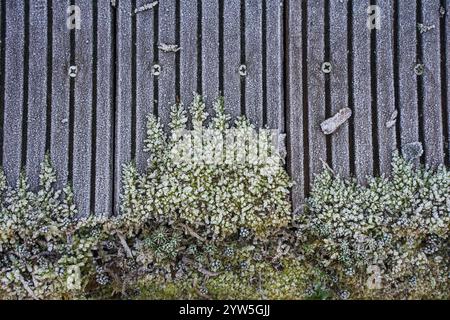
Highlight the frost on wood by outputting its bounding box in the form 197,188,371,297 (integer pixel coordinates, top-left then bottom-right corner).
417,23,435,34
320,108,352,135
134,1,158,14
158,43,181,53
402,142,424,162
386,109,398,129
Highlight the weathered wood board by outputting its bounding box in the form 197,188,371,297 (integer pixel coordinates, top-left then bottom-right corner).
0,0,448,215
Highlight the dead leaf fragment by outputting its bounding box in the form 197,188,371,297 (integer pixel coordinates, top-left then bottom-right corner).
320,108,352,135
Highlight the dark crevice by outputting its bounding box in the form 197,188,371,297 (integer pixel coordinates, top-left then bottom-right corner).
68,0,76,184
370,0,380,177
283,0,291,175
347,0,356,176
21,0,30,169
197,0,202,94
153,1,159,116
0,0,6,167
45,0,53,153
262,0,267,127
324,0,332,168
416,0,425,164
440,0,449,166
301,0,310,197
90,0,98,214
111,0,118,214
240,0,246,116
393,0,402,151
131,0,137,160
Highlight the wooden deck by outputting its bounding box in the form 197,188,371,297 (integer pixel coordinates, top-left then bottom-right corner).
0,0,448,215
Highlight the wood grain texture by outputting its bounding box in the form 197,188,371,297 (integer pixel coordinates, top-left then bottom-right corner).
180,0,198,106
3,1,25,186
421,0,444,166
446,0,450,167
158,0,176,127
73,0,94,216
266,0,284,132
94,1,114,216
136,0,155,171
352,0,373,183
286,0,305,210
329,0,350,177
245,0,263,127
202,0,220,113
397,0,420,164
115,0,133,213
306,0,327,184
0,0,448,214
26,0,48,189
376,0,397,175
223,0,241,120
50,0,71,190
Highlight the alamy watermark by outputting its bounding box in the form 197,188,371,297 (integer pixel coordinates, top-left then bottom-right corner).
66,5,81,30
367,5,381,30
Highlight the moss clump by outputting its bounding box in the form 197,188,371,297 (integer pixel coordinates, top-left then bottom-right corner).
297,153,450,300
121,94,292,240
1,94,449,300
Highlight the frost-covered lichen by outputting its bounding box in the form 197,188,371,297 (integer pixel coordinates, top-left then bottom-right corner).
0,94,448,301
297,153,450,300
121,93,293,240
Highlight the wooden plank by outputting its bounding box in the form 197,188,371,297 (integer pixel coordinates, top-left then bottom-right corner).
245,0,263,127
223,0,241,120
0,0,3,167
115,0,133,213
73,0,93,216
352,0,373,182
180,1,198,106
135,0,154,171
202,0,220,113
94,1,114,215
421,1,444,166
3,1,25,186
26,0,48,190
266,0,284,132
158,0,176,126
329,0,350,177
446,0,450,167
286,0,305,210
306,1,327,182
397,0,419,163
376,0,396,174
51,0,71,190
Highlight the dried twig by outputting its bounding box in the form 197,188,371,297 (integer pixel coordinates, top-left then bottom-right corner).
117,232,134,259
320,108,352,135
178,223,206,242
18,274,39,300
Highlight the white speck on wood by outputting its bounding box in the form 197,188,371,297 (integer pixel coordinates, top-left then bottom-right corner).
417,23,435,34
320,107,352,135
386,109,398,129
158,43,181,53
134,1,158,14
